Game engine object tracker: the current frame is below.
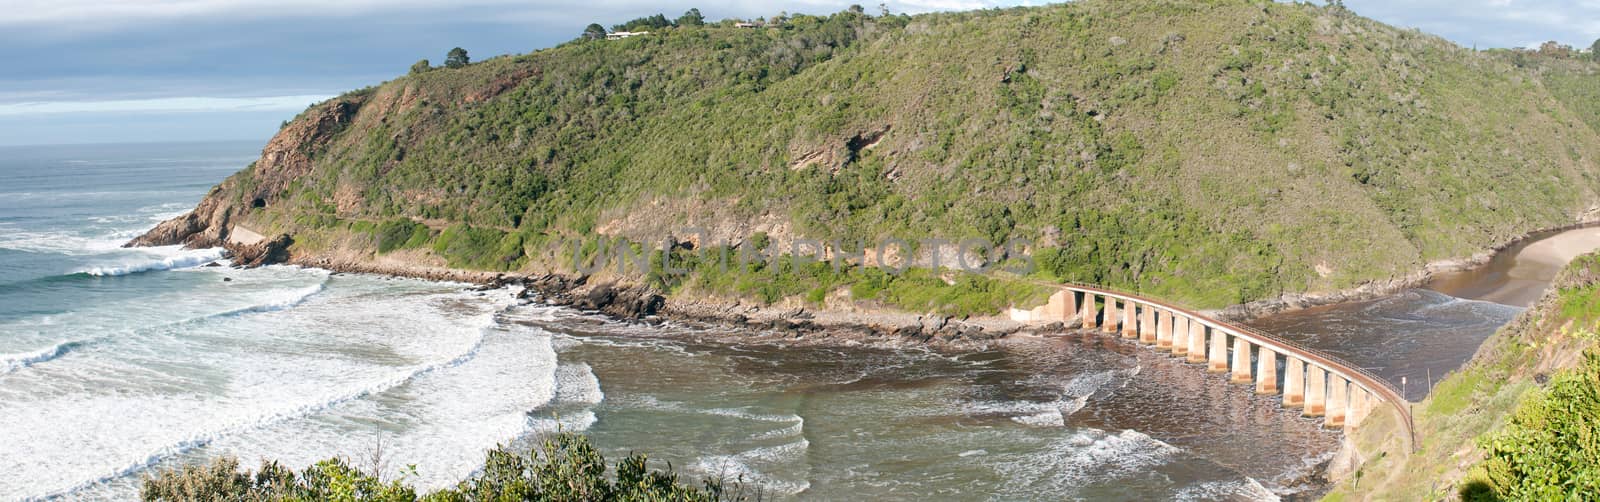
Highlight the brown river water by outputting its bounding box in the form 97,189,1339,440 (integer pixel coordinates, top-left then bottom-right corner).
1247,226,1600,401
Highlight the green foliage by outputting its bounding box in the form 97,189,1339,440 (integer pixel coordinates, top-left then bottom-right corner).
613,14,672,32
142,456,416,502
431,224,524,271
1474,351,1600,499
583,23,608,40
141,433,739,502
444,47,469,69
225,0,1600,311
375,219,432,254
677,8,705,27
409,59,432,75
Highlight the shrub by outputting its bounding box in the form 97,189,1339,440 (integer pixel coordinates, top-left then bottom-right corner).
141,433,743,501
375,219,431,254
1473,351,1600,499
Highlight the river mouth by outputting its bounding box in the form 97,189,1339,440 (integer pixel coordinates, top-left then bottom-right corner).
1247,226,1600,400
519,307,1338,500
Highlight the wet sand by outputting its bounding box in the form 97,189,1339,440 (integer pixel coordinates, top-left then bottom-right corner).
1250,226,1600,400
1426,226,1600,307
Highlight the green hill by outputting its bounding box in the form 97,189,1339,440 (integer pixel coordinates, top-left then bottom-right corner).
135,0,1600,310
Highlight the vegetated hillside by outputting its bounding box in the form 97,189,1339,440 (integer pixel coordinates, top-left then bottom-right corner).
136,0,1600,309
1324,252,1600,500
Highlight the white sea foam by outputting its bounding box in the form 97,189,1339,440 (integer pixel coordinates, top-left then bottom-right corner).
987,428,1182,498
76,247,223,276
12,285,524,500
0,339,87,374
690,439,812,496
218,283,325,316
553,363,605,404
1174,478,1281,501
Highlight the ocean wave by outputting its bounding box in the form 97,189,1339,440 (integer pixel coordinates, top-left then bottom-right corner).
988,428,1182,498
36,302,516,500
0,340,88,374
0,231,129,256
552,363,604,405
75,247,223,277
1173,478,1280,501
215,284,325,317
690,439,812,496
703,407,805,424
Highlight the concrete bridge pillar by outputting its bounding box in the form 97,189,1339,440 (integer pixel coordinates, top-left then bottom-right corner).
1049,291,1074,322
1283,357,1305,408
1326,377,1348,428
1138,306,1156,344
1256,347,1277,394
1155,310,1173,349
1170,315,1188,355
1305,366,1327,417
1184,321,1203,364
1102,298,1119,334
1081,293,1097,329
1230,337,1252,384
1208,327,1229,373
1347,387,1370,430
1121,301,1137,339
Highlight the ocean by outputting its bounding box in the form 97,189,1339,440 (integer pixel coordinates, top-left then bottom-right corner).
1,141,1349,500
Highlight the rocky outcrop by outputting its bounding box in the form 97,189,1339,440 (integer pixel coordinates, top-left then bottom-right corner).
228,234,294,268
125,96,365,252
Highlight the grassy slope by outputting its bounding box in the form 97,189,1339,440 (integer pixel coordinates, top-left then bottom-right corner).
206,0,1600,310
1323,253,1600,500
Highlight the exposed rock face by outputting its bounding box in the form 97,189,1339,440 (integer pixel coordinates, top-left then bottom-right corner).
516,275,665,320
124,189,235,248
125,97,365,252
228,234,294,268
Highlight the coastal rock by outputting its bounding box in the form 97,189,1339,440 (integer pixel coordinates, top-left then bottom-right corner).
227,233,293,268
568,282,665,320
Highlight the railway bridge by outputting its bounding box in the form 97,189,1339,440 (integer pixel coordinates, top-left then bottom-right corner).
1011,283,1414,446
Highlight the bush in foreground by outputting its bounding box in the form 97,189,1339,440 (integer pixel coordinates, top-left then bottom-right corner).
142,433,752,501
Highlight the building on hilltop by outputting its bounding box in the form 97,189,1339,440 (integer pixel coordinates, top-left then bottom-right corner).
606,31,650,40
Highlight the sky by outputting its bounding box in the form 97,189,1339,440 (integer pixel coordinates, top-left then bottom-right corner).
0,0,1597,146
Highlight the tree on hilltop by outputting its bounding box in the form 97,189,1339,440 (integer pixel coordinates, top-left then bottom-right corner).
583,23,607,40
445,47,470,68
677,8,704,27
409,59,431,75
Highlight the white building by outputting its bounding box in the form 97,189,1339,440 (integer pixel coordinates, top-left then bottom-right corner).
606,31,650,40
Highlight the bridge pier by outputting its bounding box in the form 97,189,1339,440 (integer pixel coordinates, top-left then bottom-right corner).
1080,293,1097,329
1305,366,1327,417
1122,302,1137,339
1102,298,1119,334
1170,315,1189,355
1040,284,1414,451
1347,388,1371,429
1186,322,1207,363
1155,310,1173,349
1256,347,1277,394
1208,328,1229,373
1283,357,1305,408
1327,377,1348,428
1230,337,1252,384
1139,306,1156,344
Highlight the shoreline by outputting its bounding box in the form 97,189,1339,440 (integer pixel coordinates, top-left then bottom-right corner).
286,253,1062,352
1218,218,1600,322
277,217,1600,353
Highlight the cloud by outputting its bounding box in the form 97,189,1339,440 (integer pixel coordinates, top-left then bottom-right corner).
0,94,331,116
